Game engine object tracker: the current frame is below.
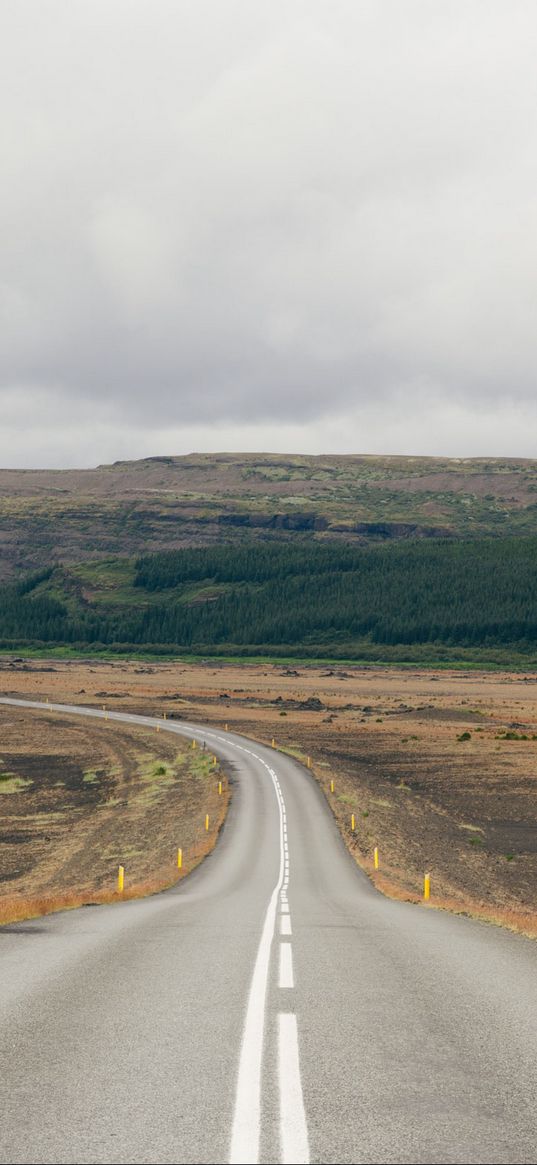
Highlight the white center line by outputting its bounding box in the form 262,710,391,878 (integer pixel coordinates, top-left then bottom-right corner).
278,1013,310,1165
280,914,292,936
279,942,294,989
228,757,285,1165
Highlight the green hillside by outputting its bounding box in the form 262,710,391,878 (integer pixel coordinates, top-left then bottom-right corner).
1,538,537,667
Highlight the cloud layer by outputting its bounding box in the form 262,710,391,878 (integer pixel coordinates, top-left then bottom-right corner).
2,1,537,465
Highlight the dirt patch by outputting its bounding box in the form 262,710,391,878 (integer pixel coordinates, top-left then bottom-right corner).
3,658,537,934
0,704,229,924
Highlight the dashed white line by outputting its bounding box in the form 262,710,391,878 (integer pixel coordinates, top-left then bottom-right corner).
278,1013,310,1164
280,914,292,936
279,943,294,989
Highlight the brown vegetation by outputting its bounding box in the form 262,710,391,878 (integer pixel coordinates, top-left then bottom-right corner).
2,656,537,935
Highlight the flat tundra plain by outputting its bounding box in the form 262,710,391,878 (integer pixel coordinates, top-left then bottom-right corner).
1,658,537,936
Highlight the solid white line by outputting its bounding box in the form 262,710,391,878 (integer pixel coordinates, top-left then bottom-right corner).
278,1013,309,1164
228,761,285,1165
280,914,292,936
279,943,294,989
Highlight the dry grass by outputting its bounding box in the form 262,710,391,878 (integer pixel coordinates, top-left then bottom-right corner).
0,825,226,926
0,703,229,926
3,656,537,937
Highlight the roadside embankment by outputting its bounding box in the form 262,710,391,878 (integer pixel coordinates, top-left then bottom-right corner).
0,704,229,925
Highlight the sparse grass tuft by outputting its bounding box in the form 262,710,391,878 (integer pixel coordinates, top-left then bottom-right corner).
0,776,32,794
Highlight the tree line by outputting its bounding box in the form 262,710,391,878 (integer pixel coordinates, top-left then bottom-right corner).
0,537,536,653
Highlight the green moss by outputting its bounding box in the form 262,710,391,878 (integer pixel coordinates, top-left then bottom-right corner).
0,776,33,794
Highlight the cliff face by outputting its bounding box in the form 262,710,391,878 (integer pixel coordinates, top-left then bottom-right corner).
0,451,536,578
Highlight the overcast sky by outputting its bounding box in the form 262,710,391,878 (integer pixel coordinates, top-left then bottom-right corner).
2,1,537,467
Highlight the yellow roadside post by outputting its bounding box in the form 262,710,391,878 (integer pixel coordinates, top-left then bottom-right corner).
351,814,355,831
191,739,196,749
307,756,311,769
212,755,217,766
163,712,167,721
271,738,275,748
374,846,379,870
330,779,334,794
424,873,431,901
177,848,182,869
205,814,210,831
224,723,229,731
156,723,160,732
218,780,222,795
117,865,124,893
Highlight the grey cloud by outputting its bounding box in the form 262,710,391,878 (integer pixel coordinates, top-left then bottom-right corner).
1,1,537,464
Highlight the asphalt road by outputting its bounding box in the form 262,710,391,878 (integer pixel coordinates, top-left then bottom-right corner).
1,699,537,1165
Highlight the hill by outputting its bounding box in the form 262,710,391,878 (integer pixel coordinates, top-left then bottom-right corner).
2,451,537,579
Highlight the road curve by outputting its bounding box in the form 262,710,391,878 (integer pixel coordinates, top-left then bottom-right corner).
1,698,537,1165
